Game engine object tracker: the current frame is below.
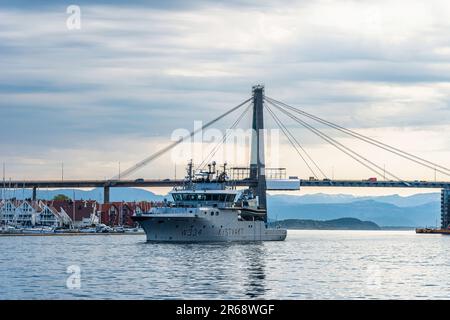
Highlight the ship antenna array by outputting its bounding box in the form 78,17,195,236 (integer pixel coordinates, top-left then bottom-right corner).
187,159,193,182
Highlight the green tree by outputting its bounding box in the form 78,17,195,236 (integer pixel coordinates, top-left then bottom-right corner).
53,194,71,201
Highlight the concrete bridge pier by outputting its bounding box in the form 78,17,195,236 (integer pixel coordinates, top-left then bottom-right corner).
32,186,37,201
441,188,450,229
104,186,110,204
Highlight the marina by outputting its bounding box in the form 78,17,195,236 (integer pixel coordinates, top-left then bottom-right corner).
0,224,144,236
0,231,144,237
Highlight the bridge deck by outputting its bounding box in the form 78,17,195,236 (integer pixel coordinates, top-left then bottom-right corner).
1,179,449,189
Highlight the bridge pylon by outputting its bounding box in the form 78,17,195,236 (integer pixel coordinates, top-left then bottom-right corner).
250,85,267,220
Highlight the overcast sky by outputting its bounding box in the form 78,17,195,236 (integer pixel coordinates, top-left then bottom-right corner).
0,0,449,195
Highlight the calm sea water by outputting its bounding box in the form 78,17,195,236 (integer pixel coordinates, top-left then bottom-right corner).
1,230,450,299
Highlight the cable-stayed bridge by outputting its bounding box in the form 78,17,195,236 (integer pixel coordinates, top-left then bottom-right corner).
2,85,450,227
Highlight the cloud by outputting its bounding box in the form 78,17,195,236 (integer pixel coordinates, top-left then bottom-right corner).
0,0,449,180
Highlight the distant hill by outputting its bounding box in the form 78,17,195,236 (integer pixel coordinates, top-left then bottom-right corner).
271,218,380,230
269,192,439,207
5,187,165,202
268,199,440,227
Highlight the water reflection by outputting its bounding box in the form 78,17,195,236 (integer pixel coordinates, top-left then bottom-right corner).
242,244,266,298
139,241,268,298
3,231,450,299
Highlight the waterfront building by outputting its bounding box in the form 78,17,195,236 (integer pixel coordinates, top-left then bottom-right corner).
98,202,120,226
0,199,17,225
36,201,63,227
0,198,155,228
126,202,152,226
99,202,134,226
15,200,38,226
98,201,156,227
50,199,99,227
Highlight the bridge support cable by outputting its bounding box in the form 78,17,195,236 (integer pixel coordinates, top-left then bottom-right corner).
265,96,450,177
268,100,403,181
195,102,252,171
112,97,252,180
264,103,326,179
266,100,403,181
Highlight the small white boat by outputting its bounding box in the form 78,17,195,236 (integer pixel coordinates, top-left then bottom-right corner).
79,227,97,233
124,227,143,233
1,225,22,233
22,227,55,234
96,224,113,233
113,226,125,233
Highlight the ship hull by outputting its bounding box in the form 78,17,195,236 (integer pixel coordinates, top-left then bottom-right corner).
132,213,287,242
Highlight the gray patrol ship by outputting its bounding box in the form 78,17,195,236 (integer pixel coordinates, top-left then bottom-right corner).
132,161,286,242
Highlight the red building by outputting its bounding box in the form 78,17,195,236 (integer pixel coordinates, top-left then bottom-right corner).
98,202,151,227
48,200,98,227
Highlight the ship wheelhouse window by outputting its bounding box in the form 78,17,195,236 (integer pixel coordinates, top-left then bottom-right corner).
207,194,235,202
174,193,236,203
225,194,236,202
176,194,208,201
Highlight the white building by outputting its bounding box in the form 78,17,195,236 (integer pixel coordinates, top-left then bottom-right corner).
0,200,68,227
15,200,39,226
36,201,61,227
0,199,18,225
1,199,100,228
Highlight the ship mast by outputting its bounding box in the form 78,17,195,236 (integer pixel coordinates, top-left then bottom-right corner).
250,85,267,221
